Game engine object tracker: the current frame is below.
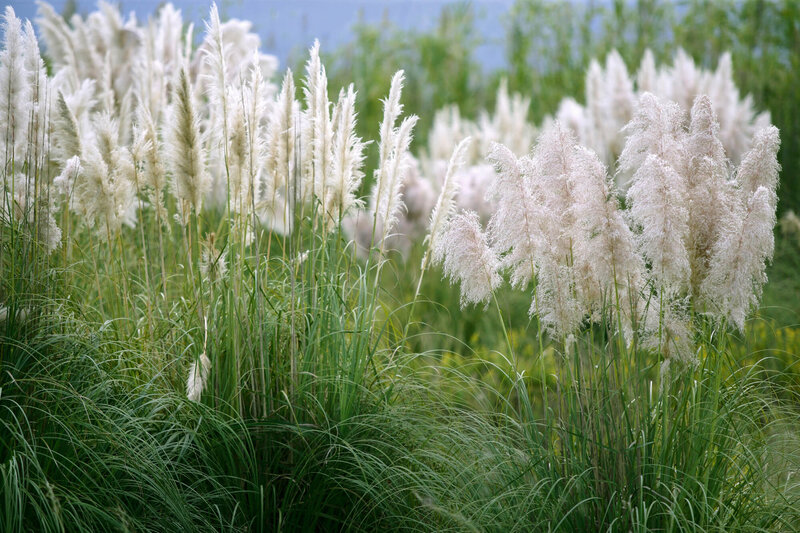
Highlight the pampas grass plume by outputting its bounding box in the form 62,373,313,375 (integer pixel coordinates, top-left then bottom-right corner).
433,210,501,308
186,352,211,402
425,136,471,253
167,68,210,222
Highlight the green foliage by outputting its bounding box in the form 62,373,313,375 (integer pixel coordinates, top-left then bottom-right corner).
3,1,800,530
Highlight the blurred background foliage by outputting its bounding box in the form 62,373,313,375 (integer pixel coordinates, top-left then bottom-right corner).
315,0,799,213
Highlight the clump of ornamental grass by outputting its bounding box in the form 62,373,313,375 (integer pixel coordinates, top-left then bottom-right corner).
0,6,453,530
433,90,780,364
8,0,420,417
415,75,797,530
413,91,798,532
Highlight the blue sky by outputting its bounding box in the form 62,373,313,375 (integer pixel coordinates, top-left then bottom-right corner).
11,0,514,69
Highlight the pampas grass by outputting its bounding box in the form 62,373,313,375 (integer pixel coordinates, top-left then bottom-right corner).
1,3,798,533
439,90,780,356
168,68,210,222
432,210,500,308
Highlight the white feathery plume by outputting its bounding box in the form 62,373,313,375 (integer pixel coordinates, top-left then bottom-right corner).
312,57,334,216
226,85,249,212
326,84,366,227
553,97,586,145
359,155,437,258
72,9,102,81
52,91,82,165
399,155,436,225
181,21,194,77
117,87,135,147
22,20,47,154
192,11,268,90
534,255,586,338
527,122,580,258
52,156,81,240
186,351,211,402
71,141,134,235
618,92,685,179
167,68,210,223
701,186,775,331
188,315,211,402
603,50,636,160
58,77,97,144
36,196,62,254
135,17,164,122
636,49,658,93
89,112,137,231
426,105,465,163
94,111,118,165
684,95,727,171
94,111,135,190
269,69,296,191
486,142,543,289
240,54,270,216
376,114,418,244
584,59,607,162
2,171,62,254
626,153,690,295
451,164,496,220
260,196,294,237
540,48,770,192
132,103,169,224
201,3,233,210
705,52,767,164
260,69,295,229
200,232,227,283
481,79,535,158
642,298,694,363
371,70,405,219
569,145,643,329
682,95,736,294
300,40,323,202
98,2,141,108
97,50,115,114
530,122,578,206
153,4,185,109
52,155,82,201
736,125,780,206
521,123,586,336
432,210,501,308
0,6,29,164
202,3,228,104
424,136,471,256
667,48,701,113
35,2,75,70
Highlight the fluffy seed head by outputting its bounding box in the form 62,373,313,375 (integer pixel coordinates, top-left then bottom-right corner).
433,210,501,308
626,154,690,295
167,68,210,222
425,136,471,253
186,352,211,402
